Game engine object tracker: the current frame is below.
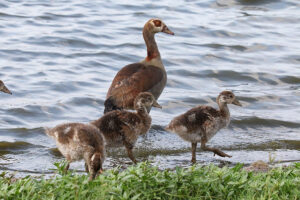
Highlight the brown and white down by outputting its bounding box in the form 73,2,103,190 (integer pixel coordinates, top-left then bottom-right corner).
92,92,161,164
45,123,106,180
104,18,174,113
0,80,12,95
165,91,242,163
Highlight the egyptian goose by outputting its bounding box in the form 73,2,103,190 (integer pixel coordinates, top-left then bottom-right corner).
104,18,174,113
165,91,242,163
45,123,106,180
92,92,161,164
0,80,12,95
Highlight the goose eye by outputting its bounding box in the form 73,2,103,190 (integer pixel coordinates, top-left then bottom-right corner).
153,20,162,27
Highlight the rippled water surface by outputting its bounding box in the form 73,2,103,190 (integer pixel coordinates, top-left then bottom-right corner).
0,0,299,175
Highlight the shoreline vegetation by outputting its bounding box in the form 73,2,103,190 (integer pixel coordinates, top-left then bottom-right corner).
0,162,299,199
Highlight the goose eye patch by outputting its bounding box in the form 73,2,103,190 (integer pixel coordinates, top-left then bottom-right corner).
153,20,162,27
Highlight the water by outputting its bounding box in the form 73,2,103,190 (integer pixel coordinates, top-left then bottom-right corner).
0,0,299,175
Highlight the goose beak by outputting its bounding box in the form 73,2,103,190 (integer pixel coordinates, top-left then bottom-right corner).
162,26,174,35
152,100,162,109
232,99,242,106
1,85,12,95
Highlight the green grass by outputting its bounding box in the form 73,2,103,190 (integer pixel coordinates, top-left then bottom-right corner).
0,162,299,200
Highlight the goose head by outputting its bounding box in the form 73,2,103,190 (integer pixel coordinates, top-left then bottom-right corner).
134,92,162,112
145,18,174,35
0,80,12,95
217,91,242,106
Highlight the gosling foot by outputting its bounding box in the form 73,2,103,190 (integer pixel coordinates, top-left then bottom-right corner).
212,149,232,158
191,158,196,164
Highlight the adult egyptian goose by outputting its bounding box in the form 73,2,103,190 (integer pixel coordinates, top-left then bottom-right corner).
92,92,161,164
104,18,174,113
165,91,242,163
0,80,12,95
45,123,106,180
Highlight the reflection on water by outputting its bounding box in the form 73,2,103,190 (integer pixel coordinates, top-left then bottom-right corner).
0,0,299,175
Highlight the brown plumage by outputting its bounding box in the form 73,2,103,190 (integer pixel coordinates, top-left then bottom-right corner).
0,80,12,95
45,123,106,180
92,92,161,164
165,91,242,163
104,18,174,113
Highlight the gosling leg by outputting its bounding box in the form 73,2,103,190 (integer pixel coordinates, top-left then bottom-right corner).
124,142,137,164
201,140,232,158
83,151,96,181
85,163,89,173
191,142,197,164
64,161,70,173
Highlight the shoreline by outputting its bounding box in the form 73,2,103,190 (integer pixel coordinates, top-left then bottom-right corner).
1,162,299,199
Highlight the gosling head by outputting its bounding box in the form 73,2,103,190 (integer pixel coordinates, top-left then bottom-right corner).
0,80,12,95
145,18,174,35
134,92,162,112
217,91,242,106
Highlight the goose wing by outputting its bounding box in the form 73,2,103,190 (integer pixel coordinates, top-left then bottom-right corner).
105,63,165,111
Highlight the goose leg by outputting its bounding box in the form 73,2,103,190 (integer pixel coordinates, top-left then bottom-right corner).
191,142,197,163
201,139,232,158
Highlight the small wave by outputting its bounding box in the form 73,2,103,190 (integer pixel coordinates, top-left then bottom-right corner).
231,116,300,129
199,43,247,52
208,29,245,38
42,12,85,19
26,36,98,49
0,127,45,138
8,107,47,119
49,81,81,93
279,75,300,84
169,69,258,83
65,96,103,108
207,70,258,82
0,49,66,58
230,140,300,151
0,12,28,18
0,141,32,150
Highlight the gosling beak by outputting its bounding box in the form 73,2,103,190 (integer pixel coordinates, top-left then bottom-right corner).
162,25,174,35
152,100,162,109
232,99,242,106
1,85,12,95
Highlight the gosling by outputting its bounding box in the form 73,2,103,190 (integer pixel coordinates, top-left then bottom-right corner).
45,123,106,180
91,92,162,164
165,91,242,163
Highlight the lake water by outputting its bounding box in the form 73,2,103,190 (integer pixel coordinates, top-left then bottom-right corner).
0,0,299,176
